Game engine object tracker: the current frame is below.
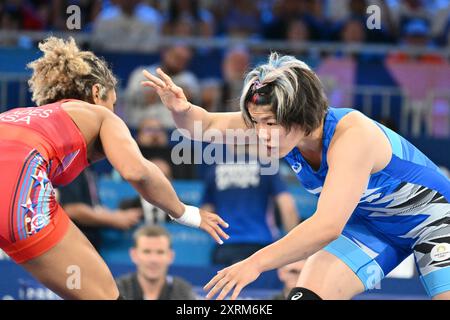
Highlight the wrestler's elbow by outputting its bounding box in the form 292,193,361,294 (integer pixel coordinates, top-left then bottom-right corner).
120,160,149,184
321,226,341,244
326,228,341,242
311,214,343,243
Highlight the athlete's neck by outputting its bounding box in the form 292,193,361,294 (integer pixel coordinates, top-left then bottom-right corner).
296,121,324,154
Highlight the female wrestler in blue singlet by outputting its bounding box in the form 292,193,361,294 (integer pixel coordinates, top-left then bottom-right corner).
142,53,450,300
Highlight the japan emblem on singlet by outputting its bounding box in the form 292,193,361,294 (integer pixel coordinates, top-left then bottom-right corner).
291,162,303,174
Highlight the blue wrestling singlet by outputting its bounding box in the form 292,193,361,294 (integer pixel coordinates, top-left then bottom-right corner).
284,107,450,297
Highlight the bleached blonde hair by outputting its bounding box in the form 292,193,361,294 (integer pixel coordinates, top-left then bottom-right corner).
240,52,328,135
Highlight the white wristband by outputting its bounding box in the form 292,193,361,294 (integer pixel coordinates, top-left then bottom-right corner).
170,205,201,228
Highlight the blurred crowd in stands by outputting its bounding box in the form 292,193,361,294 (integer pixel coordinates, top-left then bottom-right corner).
1,1,449,138
1,0,450,48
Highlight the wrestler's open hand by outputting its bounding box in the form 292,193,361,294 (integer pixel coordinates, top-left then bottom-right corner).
199,209,230,245
204,258,261,300
141,68,190,113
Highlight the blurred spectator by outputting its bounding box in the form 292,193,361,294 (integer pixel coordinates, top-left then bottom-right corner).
272,260,306,300
375,0,398,41
29,0,51,30
49,0,101,31
116,225,197,300
134,117,172,166
328,0,364,22
119,155,174,225
443,18,450,46
122,115,195,181
218,46,250,112
401,18,431,46
328,0,395,43
149,157,173,180
223,0,261,38
0,0,45,30
0,0,45,46
348,0,368,18
58,168,143,250
262,0,329,41
136,117,169,148
287,19,311,42
328,0,393,25
92,0,163,51
137,115,203,176
0,5,18,30
284,19,311,55
140,158,174,224
302,0,330,40
125,43,199,128
388,19,446,63
201,146,300,266
118,117,173,221
168,15,196,37
118,144,195,222
134,117,172,177
163,0,215,37
390,0,432,33
199,78,222,112
262,0,304,40
340,18,367,43
388,0,450,43
327,0,356,39
432,1,450,45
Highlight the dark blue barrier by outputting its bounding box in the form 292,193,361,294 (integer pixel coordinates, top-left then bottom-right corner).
0,48,40,73
0,259,428,300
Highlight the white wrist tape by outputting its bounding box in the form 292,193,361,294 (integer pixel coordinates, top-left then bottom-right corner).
170,205,201,228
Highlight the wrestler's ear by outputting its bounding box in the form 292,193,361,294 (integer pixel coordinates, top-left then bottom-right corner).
91,84,101,105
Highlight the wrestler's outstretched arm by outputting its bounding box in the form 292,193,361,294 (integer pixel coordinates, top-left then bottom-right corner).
141,68,247,141
99,110,229,244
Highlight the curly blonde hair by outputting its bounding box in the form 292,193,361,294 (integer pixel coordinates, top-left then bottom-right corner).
27,37,117,106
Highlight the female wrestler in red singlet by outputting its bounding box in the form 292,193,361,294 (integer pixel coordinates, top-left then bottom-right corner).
0,37,228,299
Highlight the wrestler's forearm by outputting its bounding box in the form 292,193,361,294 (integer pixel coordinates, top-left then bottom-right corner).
171,103,211,134
249,215,339,272
130,161,185,219
171,104,245,141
